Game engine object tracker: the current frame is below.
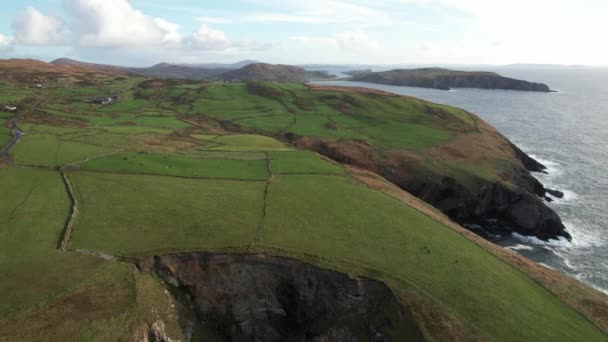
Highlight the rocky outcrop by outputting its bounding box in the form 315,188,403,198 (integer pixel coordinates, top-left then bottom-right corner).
138,253,426,342
349,68,552,92
135,321,180,342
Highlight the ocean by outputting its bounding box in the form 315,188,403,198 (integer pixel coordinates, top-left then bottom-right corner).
313,67,608,294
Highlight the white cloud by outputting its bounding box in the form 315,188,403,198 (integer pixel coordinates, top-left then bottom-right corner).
246,13,337,24
62,0,181,48
12,6,67,46
186,24,232,50
0,34,14,51
246,0,391,26
196,17,233,24
290,31,382,53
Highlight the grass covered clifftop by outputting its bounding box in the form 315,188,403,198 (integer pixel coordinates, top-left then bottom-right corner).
348,67,553,92
0,62,606,340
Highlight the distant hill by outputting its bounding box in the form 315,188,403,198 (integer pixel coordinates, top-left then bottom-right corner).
133,63,229,80
178,60,259,69
348,67,552,92
50,58,245,80
0,59,128,85
50,58,129,74
220,63,335,83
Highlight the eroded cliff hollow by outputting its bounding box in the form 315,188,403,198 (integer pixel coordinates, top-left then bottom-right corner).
138,253,426,342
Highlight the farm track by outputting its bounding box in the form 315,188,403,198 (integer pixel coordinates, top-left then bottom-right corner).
0,99,42,163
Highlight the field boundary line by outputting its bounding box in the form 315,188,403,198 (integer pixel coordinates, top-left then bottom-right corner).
251,152,273,246
63,148,125,168
58,171,78,251
68,169,268,182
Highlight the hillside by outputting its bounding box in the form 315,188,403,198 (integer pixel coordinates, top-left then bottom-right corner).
51,58,229,80
177,59,259,69
348,67,553,91
0,64,607,340
132,62,229,80
220,63,335,82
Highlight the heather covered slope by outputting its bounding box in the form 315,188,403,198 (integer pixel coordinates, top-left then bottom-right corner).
348,67,553,92
0,63,606,340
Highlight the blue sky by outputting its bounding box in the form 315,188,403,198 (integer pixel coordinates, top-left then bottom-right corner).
0,0,606,66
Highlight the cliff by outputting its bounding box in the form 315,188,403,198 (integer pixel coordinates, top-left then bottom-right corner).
348,68,552,92
298,84,568,240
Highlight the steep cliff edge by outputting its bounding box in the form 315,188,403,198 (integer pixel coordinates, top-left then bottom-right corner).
348,68,552,92
291,90,569,240
138,253,426,341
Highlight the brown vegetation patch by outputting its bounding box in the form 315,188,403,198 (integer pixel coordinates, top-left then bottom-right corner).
27,111,88,128
393,289,487,341
0,278,131,341
306,84,424,103
295,137,380,171
0,59,124,76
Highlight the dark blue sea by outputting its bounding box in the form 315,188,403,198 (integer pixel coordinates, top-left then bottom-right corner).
313,67,608,294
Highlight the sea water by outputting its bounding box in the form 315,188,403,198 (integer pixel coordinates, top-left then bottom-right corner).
314,67,608,294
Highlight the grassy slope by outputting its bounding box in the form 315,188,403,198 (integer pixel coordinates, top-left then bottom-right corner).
79,152,269,180
65,159,604,340
0,75,605,340
68,171,265,255
0,168,103,316
261,174,603,341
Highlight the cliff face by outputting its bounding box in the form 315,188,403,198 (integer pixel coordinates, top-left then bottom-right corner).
139,253,426,342
292,111,569,241
349,68,552,92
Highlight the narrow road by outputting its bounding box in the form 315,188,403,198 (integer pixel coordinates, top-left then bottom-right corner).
0,119,25,162
1,99,42,163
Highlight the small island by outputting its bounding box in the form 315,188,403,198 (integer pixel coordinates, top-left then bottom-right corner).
347,67,553,92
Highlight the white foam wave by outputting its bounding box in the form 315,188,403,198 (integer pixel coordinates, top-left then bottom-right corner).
551,189,579,203
512,232,572,248
562,220,607,248
528,154,562,176
506,244,535,251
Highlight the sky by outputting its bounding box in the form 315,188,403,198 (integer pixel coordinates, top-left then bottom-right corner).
0,0,606,67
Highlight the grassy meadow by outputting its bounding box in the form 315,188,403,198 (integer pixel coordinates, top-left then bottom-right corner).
0,74,605,341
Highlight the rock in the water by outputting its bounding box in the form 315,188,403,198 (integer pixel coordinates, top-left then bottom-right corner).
547,189,565,198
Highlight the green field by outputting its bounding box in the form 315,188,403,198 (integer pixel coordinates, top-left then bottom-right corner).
0,168,104,316
13,134,111,166
68,171,265,255
0,73,606,341
0,119,9,146
78,152,269,180
271,151,345,174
